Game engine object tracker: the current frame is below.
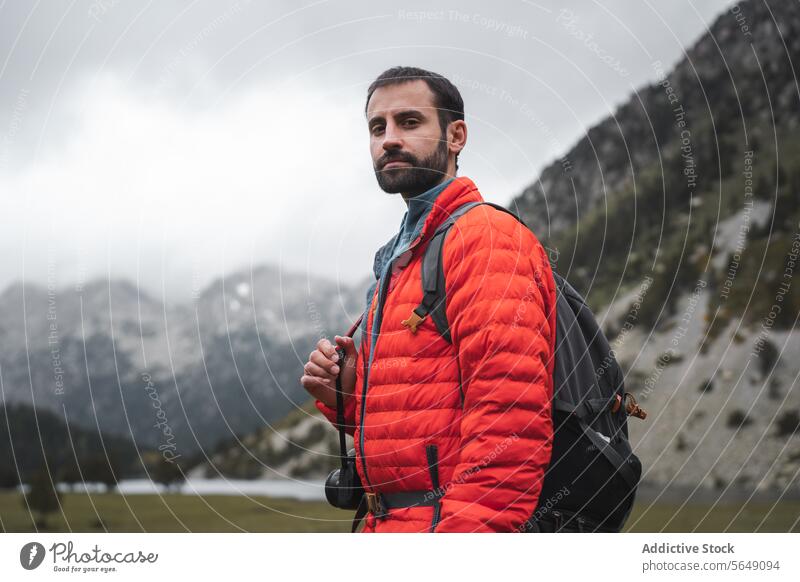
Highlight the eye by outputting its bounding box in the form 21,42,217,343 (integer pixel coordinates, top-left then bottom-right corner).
403,119,419,127
371,125,385,136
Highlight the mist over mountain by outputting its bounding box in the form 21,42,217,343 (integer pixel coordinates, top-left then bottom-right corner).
0,266,372,456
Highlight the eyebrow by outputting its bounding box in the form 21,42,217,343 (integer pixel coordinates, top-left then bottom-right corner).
367,109,428,129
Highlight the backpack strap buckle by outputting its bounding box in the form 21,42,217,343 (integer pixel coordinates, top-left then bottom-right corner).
624,392,647,419
365,492,388,519
401,307,427,334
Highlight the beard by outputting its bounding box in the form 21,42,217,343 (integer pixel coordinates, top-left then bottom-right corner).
374,136,449,197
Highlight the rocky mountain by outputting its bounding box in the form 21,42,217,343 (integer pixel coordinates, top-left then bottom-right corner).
515,0,800,244
514,0,800,497
0,266,371,455
206,0,800,498
190,399,348,481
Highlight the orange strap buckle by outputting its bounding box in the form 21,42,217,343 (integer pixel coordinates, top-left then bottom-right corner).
401,310,426,334
624,392,647,420
365,492,380,515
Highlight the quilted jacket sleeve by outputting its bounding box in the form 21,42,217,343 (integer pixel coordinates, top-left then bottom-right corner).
433,217,555,532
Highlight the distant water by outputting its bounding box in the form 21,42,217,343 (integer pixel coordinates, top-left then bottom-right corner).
41,478,327,501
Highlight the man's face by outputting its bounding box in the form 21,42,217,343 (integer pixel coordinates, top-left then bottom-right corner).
367,80,450,197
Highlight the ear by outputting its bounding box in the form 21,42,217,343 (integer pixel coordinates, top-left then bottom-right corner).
447,120,467,157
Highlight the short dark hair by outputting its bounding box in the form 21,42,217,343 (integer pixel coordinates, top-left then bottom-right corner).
365,66,465,172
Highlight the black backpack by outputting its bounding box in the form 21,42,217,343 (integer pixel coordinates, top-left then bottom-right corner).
407,201,646,532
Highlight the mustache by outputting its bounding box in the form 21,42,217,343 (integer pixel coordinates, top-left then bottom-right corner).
378,153,416,168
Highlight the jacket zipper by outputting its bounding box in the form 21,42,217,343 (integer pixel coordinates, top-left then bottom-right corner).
357,278,383,492
426,443,442,532
358,234,426,494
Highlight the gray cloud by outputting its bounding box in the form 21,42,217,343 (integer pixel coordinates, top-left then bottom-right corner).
0,0,736,300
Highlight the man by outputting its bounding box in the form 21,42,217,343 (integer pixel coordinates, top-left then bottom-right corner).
300,66,557,532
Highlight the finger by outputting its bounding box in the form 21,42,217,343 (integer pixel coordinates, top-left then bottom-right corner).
334,335,356,356
301,371,335,389
302,373,331,388
310,350,340,374
304,359,337,380
335,338,357,371
300,375,334,400
316,338,337,360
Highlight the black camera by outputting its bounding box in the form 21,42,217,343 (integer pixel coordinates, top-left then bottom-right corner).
324,447,364,510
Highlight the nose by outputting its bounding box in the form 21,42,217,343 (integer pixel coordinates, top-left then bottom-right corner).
381,120,404,152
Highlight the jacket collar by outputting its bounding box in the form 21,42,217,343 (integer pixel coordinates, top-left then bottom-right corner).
417,175,483,242
401,176,455,241
371,176,484,279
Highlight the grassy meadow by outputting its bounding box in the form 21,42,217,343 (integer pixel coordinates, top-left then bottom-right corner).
1,492,798,533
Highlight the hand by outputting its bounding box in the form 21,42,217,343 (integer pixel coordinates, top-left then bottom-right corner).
300,335,358,408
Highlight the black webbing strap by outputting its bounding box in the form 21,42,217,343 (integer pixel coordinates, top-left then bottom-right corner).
527,508,615,533
351,494,368,533
417,201,527,342
415,229,450,341
581,421,638,491
553,398,638,491
334,351,347,473
351,489,443,532
552,396,617,422
382,489,442,509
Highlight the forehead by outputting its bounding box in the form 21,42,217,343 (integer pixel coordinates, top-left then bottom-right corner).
366,79,437,121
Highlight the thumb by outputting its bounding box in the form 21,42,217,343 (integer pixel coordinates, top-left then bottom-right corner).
334,335,357,358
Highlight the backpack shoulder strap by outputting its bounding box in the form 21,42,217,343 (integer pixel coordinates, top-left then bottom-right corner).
411,201,527,342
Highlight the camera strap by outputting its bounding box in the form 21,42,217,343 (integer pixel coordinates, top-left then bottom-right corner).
332,314,368,532
335,366,348,472
336,314,363,471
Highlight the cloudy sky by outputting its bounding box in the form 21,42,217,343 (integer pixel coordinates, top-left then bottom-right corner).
0,0,736,301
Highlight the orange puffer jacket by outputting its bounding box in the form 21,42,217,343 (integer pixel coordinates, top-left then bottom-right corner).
317,176,557,532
